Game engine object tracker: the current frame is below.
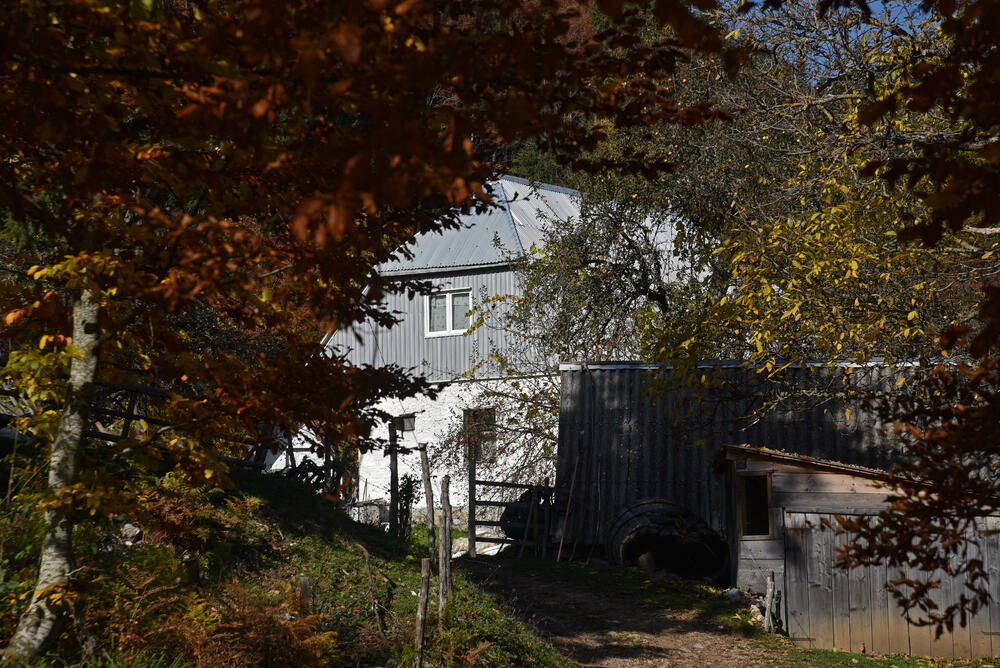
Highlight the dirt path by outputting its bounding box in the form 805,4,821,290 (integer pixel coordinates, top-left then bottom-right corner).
460,558,776,667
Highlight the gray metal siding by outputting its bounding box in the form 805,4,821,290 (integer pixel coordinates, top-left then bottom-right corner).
326,267,521,381
556,364,899,547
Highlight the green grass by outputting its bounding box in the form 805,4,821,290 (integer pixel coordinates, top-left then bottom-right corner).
4,463,997,667
1,464,575,667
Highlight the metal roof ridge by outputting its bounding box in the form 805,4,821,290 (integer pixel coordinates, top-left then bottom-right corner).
558,359,927,371
380,261,510,277
498,179,526,255
500,173,582,198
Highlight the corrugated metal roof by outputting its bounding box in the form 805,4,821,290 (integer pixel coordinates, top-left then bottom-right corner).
379,175,581,275
720,444,895,480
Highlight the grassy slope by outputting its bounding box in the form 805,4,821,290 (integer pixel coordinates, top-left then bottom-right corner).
1,465,570,667
2,462,995,667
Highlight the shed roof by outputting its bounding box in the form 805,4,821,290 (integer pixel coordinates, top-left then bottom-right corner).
721,443,896,481
379,175,581,276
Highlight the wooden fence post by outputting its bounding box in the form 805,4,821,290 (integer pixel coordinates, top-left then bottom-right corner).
388,421,399,536
419,444,438,572
438,475,452,630
414,558,430,668
467,455,477,558
764,570,775,633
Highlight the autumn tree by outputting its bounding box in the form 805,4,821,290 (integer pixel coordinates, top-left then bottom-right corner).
652,0,1000,629
479,0,1000,629
0,0,752,659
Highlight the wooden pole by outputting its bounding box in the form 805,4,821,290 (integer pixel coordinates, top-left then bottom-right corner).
388,421,399,537
444,476,453,592
764,570,775,632
518,486,538,559
467,455,477,558
419,444,438,572
541,477,551,560
556,454,581,563
414,558,430,668
438,475,452,630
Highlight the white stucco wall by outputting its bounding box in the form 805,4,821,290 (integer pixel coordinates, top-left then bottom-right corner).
267,376,558,523
358,380,508,511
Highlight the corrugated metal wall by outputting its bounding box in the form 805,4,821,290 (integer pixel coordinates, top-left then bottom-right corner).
556,363,899,547
325,267,520,381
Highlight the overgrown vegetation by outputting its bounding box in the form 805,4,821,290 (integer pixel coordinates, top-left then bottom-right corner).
0,445,569,667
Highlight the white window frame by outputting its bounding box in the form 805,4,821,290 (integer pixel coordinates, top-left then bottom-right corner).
424,288,472,337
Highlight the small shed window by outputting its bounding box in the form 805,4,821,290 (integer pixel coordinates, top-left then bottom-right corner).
740,474,772,538
392,414,415,432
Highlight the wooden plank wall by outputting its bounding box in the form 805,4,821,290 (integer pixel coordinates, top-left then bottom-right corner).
737,459,890,593
783,511,998,658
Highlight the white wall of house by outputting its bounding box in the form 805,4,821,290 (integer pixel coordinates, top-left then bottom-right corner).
356,376,557,516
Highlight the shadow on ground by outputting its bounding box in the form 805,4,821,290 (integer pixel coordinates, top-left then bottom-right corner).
457,554,768,667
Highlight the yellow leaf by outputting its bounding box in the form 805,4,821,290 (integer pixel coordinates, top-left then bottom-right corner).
845,409,852,421
907,310,918,321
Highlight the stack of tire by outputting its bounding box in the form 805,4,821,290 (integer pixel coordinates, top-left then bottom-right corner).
606,498,730,583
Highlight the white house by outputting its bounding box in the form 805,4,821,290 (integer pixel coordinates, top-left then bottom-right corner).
272,173,689,522
270,175,582,514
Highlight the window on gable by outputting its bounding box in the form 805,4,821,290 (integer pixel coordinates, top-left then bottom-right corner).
463,407,496,462
739,473,772,539
426,289,472,336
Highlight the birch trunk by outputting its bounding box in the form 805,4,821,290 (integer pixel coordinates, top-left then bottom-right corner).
4,291,101,660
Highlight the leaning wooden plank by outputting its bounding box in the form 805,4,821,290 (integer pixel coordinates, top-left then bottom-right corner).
784,512,813,648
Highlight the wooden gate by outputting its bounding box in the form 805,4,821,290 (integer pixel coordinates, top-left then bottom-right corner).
783,511,1000,658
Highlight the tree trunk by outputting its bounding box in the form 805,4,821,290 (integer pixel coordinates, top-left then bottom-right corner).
4,291,101,661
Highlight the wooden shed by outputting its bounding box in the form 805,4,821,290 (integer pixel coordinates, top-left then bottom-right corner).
555,362,1000,659
723,444,1000,658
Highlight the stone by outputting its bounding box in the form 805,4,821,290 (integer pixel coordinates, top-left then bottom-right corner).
724,587,745,602
121,522,142,545
636,551,657,574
